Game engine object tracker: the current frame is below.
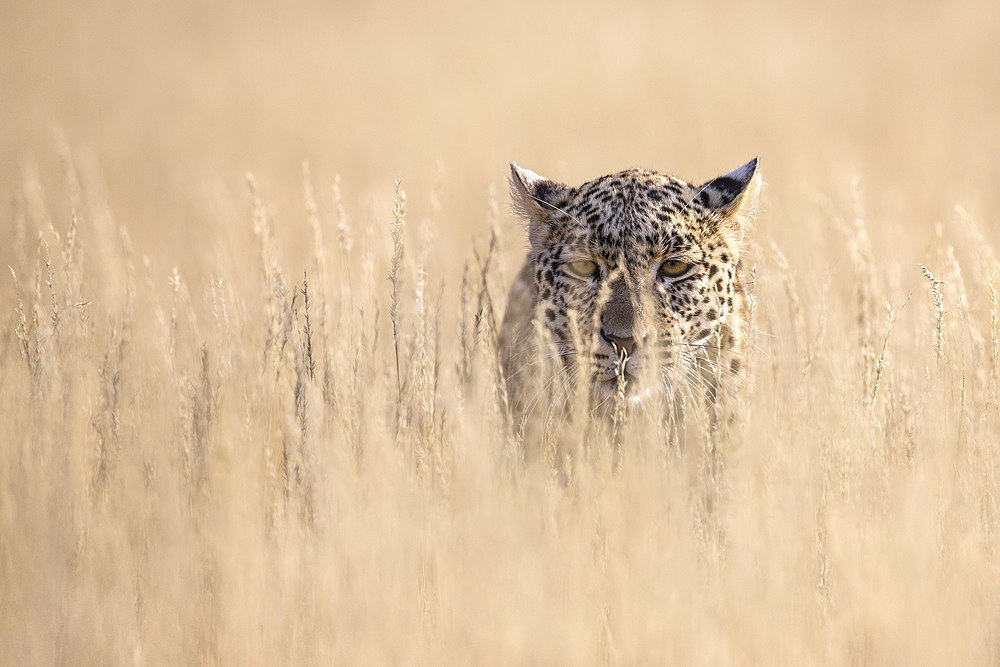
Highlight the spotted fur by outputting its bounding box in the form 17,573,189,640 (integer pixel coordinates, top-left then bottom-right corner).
500,158,761,426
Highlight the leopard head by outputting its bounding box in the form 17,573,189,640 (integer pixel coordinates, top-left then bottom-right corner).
509,158,760,408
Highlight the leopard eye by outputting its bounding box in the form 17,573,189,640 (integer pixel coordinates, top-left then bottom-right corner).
563,259,600,281
657,260,695,281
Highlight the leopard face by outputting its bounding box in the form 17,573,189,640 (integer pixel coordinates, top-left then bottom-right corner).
503,159,760,412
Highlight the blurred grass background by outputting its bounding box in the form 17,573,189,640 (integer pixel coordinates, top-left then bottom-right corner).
4,0,998,274
4,0,1000,664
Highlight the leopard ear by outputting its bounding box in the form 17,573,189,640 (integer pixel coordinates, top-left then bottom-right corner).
509,162,571,247
698,157,761,243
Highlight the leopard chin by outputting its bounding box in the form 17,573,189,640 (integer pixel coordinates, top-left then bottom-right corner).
592,373,652,406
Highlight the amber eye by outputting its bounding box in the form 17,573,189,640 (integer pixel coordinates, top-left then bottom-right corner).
563,259,601,280
657,260,694,280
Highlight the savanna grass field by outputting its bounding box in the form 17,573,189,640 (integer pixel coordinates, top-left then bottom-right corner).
3,0,1000,663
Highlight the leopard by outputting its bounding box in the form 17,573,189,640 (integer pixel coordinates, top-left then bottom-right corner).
499,158,761,436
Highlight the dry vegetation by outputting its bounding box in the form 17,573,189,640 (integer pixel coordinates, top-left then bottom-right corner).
3,0,1000,664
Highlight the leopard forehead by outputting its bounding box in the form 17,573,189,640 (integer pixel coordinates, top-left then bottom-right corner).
542,168,722,260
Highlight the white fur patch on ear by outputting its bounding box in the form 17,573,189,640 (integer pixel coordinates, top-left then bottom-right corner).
510,162,570,247
509,162,568,213
510,162,546,191
509,162,571,248
738,171,762,218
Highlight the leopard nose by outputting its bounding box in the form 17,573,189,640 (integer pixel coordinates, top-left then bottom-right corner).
600,329,637,356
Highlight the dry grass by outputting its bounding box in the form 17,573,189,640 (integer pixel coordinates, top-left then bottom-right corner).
3,0,1000,664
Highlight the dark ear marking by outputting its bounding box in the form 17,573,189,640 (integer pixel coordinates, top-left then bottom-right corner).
699,157,759,212
698,157,761,247
530,181,562,211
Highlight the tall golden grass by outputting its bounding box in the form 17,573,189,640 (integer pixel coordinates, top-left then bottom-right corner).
3,0,1000,663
